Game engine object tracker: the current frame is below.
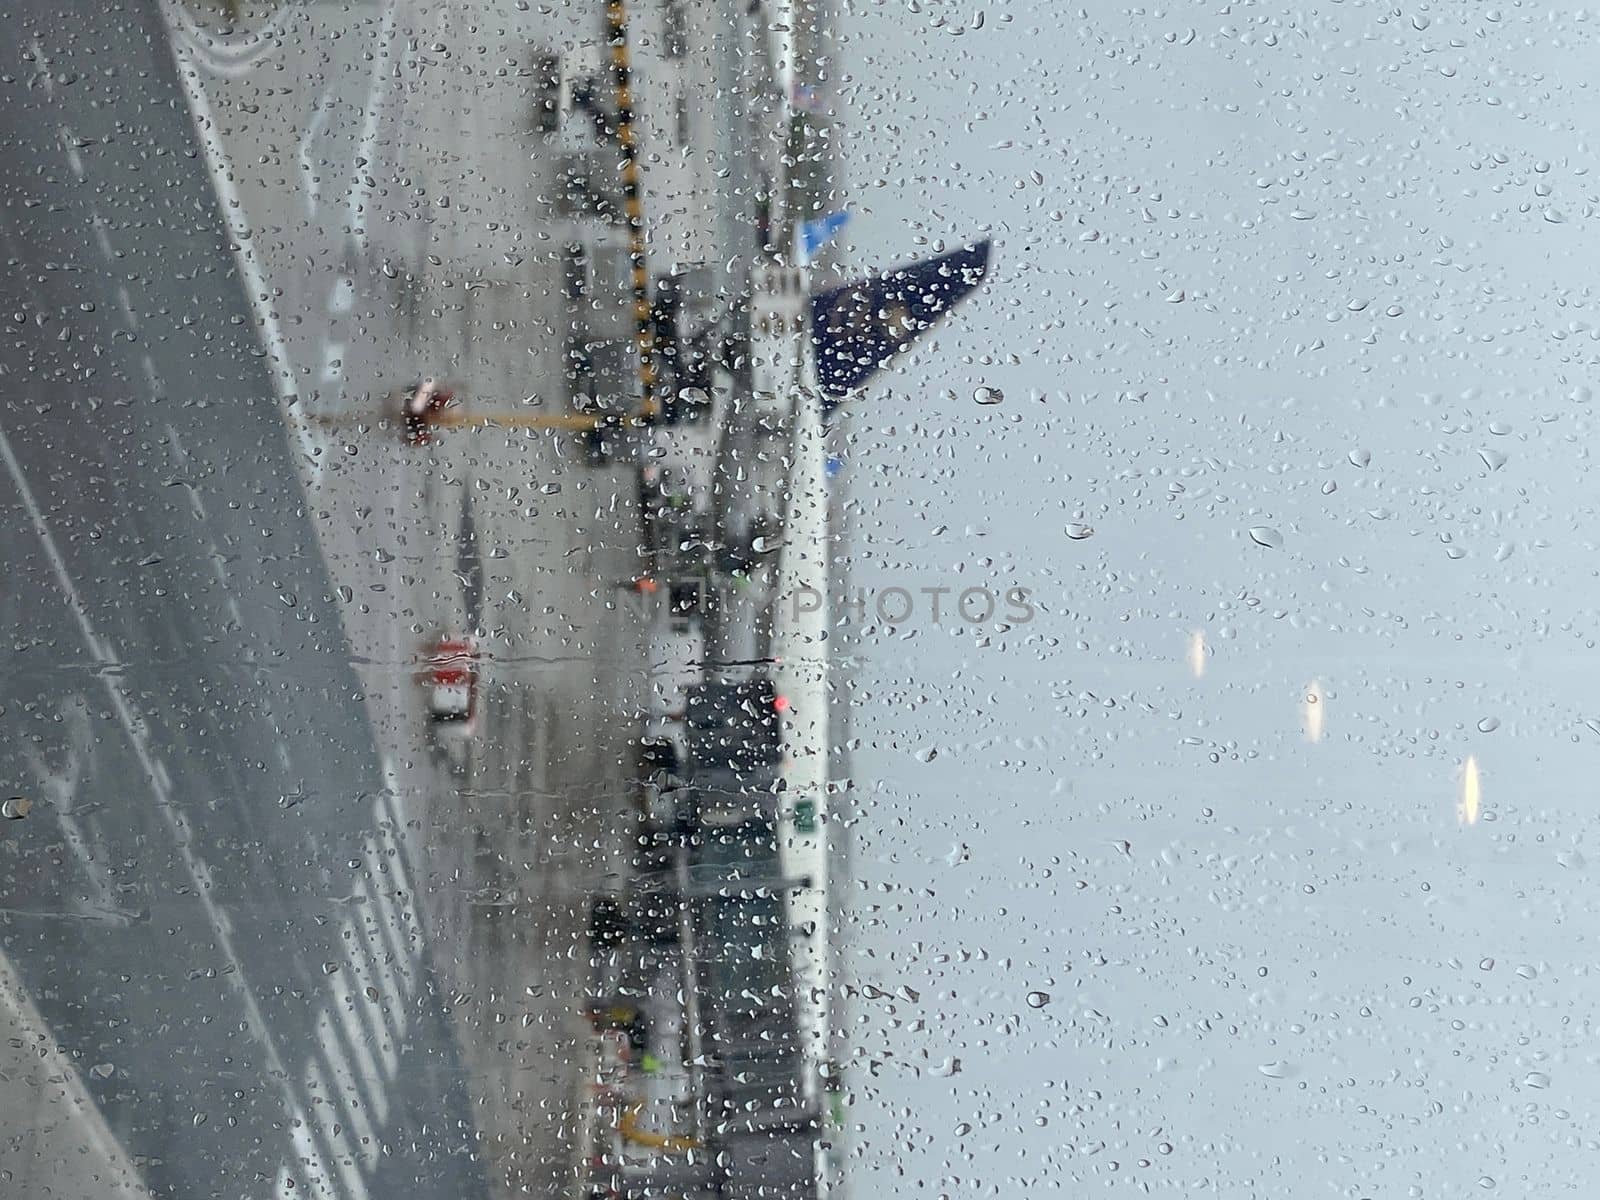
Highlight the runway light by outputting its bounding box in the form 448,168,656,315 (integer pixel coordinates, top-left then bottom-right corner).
1187,630,1206,679
1303,680,1324,744
1458,756,1481,826
773,695,791,713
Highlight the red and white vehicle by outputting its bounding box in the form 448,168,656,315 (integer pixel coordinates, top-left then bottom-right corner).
396,378,456,446
422,635,479,735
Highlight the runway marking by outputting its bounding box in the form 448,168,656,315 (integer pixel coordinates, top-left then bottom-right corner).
321,341,345,385
349,0,400,248
299,91,334,213
29,38,55,97
17,697,123,922
0,422,342,1193
59,127,85,179
329,973,390,1121
0,947,149,1194
157,0,301,80
345,883,405,1070
315,1013,381,1166
284,1104,336,1199
162,47,325,486
301,1060,369,1200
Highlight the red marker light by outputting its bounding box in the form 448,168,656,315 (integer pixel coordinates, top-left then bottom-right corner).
773,695,791,713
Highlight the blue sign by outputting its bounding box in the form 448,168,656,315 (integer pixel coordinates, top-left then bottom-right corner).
800,211,850,262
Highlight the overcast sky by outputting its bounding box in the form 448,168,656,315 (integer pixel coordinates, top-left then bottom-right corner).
831,3,1600,1195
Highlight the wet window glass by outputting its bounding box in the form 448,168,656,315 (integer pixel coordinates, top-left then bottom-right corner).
0,1,1578,1199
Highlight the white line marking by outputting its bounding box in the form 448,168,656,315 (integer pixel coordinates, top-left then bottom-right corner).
329,974,390,1122
30,38,54,97
159,0,301,80
0,423,332,1186
161,46,324,486
329,276,354,314
343,886,403,1072
285,1103,336,1199
300,1061,369,1200
315,1012,381,1166
299,92,333,212
0,948,151,1196
349,0,399,248
357,863,413,1008
321,341,344,384
17,698,122,921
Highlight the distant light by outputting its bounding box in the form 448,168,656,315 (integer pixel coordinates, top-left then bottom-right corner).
1187,630,1206,679
773,695,791,713
1303,680,1324,744
1459,756,1481,826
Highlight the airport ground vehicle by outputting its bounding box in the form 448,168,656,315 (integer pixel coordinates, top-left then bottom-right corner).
395,378,456,446
422,635,479,734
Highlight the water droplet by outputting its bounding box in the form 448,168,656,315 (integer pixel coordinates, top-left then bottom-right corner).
1489,420,1512,435
1348,448,1371,468
974,385,1003,406
1523,1071,1551,1090
1477,717,1501,733
1558,849,1586,870
1026,990,1051,1009
1347,298,1370,312
1248,526,1283,549
1258,1060,1291,1079
1516,964,1538,980
1479,957,1495,971
1065,523,1095,540
1478,449,1508,471
323,962,340,975
1477,1176,1496,1190
90,1063,115,1079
